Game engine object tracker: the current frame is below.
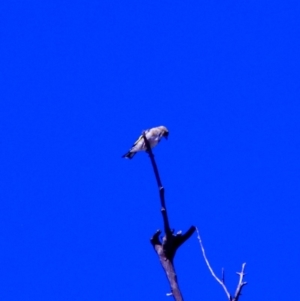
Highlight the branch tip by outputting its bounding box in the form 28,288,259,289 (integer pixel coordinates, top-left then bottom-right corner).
150,229,162,245
222,268,225,284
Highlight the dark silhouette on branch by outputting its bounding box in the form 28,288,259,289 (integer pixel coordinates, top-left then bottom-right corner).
142,132,195,301
196,227,247,301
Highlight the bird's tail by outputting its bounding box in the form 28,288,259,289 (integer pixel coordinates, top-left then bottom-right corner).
122,151,136,159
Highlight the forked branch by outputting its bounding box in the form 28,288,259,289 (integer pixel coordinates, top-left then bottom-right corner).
142,132,195,301
196,227,247,301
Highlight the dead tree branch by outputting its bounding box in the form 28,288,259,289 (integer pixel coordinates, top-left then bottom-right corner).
196,227,247,301
143,132,196,301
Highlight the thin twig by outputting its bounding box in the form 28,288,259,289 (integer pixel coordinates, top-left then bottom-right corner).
222,268,225,284
196,227,247,301
196,227,232,300
233,263,247,301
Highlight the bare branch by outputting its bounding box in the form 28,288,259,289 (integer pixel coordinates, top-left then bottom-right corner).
233,263,247,301
196,227,232,300
222,268,225,284
142,132,195,301
196,227,247,301
142,132,170,234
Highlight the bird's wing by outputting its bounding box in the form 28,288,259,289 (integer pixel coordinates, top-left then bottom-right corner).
132,134,144,147
129,134,146,152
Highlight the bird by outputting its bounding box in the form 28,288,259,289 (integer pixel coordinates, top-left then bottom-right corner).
122,126,169,159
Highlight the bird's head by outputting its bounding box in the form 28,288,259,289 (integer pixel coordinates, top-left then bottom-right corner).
159,126,169,140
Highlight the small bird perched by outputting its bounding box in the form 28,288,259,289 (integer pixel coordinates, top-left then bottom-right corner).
122,126,169,159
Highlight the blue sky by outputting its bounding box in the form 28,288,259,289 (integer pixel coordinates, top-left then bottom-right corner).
1,1,300,300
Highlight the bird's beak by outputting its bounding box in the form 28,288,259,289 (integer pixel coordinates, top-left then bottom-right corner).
164,132,169,140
